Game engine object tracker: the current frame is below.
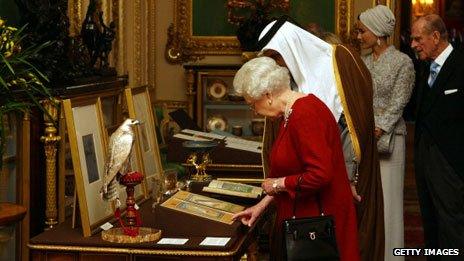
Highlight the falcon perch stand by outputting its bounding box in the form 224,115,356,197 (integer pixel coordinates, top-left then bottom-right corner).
101,171,161,243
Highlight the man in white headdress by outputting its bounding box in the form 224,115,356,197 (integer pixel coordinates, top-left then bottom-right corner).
254,16,385,261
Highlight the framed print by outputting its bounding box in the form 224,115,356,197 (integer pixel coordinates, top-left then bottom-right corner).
63,98,110,237
125,87,164,198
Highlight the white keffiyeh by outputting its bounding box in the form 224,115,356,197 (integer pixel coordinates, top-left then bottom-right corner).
259,20,342,121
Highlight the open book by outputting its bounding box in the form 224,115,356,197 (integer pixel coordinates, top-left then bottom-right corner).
173,129,262,153
160,190,244,225
202,180,263,199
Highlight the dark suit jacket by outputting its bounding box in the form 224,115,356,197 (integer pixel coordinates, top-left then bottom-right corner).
415,46,464,178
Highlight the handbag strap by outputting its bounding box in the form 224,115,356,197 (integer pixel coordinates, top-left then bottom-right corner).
292,175,324,218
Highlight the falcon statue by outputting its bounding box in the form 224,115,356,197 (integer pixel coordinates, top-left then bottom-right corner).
100,118,140,201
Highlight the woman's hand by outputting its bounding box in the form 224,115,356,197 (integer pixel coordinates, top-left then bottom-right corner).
262,177,286,195
232,196,273,227
374,127,385,140
350,184,362,202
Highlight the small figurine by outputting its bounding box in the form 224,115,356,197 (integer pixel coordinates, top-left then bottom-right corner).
81,0,116,71
81,0,101,67
99,21,116,69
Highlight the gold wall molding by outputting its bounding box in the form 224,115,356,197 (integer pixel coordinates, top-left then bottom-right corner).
123,0,155,89
148,0,156,90
133,0,142,86
337,0,353,43
166,0,354,64
68,0,82,37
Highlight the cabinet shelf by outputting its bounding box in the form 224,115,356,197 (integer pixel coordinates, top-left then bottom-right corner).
183,64,264,181
204,104,249,110
204,100,246,106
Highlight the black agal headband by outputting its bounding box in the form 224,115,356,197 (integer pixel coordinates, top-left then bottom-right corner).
256,15,302,50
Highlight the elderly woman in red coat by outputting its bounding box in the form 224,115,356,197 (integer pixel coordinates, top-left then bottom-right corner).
232,56,360,261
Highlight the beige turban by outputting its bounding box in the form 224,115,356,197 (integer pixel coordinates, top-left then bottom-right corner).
359,5,395,37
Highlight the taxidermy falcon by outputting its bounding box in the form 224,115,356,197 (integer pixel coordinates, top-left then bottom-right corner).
100,118,140,201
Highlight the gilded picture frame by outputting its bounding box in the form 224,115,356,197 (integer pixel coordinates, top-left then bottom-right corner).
166,0,353,63
124,87,164,200
63,97,110,237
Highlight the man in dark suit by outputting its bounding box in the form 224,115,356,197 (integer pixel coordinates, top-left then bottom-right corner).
411,14,464,255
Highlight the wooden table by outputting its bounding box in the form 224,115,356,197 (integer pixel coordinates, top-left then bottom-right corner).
0,202,27,226
28,198,265,261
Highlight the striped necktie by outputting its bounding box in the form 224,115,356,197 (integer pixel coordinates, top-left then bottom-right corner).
428,62,439,87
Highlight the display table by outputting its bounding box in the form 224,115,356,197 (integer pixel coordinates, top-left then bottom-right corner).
28,198,265,260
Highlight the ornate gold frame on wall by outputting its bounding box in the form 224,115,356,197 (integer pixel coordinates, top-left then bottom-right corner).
166,0,354,64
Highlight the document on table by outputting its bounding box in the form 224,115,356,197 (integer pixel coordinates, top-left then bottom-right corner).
199,237,231,246
157,238,189,245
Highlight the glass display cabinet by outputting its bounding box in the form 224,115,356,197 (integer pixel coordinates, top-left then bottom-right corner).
181,65,265,183
184,64,265,139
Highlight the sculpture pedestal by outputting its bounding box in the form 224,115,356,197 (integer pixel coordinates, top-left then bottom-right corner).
101,171,161,243
101,227,161,243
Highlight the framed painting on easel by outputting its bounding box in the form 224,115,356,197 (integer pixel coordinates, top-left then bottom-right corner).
63,97,111,237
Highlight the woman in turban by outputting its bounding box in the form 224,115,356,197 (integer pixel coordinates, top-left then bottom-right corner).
357,5,415,261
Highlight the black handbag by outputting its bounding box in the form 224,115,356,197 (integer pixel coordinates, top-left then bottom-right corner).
283,176,340,261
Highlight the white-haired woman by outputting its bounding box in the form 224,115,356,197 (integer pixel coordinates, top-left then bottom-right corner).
231,57,360,261
357,5,415,260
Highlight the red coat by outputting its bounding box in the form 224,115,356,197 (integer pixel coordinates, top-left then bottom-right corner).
269,94,360,261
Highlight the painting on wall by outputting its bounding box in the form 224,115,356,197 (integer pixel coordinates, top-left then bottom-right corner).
192,0,335,37
166,0,352,63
